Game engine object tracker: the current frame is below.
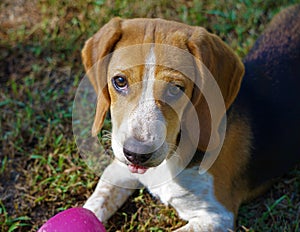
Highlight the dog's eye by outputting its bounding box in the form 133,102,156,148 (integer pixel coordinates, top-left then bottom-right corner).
112,76,128,92
167,84,184,98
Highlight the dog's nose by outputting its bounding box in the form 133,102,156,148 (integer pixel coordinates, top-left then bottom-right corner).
123,137,153,165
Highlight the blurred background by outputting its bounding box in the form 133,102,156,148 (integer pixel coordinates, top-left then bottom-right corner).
0,0,299,231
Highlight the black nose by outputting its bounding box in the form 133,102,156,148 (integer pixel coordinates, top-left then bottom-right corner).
123,138,153,165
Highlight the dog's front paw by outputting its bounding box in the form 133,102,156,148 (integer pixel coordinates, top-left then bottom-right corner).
174,218,232,232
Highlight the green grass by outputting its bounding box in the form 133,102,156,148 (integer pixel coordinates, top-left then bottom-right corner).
0,0,299,231
0,201,31,232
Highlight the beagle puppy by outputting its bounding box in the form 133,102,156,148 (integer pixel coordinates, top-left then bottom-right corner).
80,4,300,231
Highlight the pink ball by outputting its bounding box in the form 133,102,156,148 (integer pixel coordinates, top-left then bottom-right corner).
38,207,106,232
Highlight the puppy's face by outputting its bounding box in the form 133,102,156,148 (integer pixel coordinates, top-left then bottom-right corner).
107,45,194,174
81,18,244,175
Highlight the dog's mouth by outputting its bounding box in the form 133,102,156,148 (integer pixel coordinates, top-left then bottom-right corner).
127,163,149,174
122,139,167,174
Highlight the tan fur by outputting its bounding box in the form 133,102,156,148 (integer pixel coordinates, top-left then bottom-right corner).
82,17,244,150
209,108,252,217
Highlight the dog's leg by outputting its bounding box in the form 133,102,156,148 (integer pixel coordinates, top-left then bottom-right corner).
149,166,234,232
84,160,139,222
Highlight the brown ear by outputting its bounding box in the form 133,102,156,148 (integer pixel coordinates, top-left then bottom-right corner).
81,17,122,136
187,27,244,151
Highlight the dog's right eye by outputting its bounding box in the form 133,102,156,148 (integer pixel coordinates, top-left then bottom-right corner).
112,76,128,92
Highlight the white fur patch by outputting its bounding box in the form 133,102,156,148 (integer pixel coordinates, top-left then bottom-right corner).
148,166,235,230
141,45,156,101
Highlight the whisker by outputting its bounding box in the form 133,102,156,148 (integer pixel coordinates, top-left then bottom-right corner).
167,143,178,152
102,134,112,139
167,143,180,158
101,130,112,139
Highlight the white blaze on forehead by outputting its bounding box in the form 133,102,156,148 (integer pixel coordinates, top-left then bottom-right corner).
141,45,156,102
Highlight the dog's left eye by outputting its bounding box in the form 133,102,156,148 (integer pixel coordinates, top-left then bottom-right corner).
112,76,128,92
167,84,184,98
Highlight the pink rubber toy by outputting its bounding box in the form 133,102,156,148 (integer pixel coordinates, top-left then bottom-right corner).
38,207,106,232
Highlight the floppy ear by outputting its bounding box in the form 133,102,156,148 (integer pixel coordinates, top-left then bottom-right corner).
187,27,244,151
81,17,122,136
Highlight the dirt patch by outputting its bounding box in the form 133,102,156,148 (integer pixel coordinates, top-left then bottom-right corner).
0,0,41,41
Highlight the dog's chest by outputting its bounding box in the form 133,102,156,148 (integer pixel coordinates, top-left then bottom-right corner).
146,166,214,204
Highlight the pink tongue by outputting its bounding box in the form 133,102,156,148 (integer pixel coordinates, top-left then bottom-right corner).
128,164,148,174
